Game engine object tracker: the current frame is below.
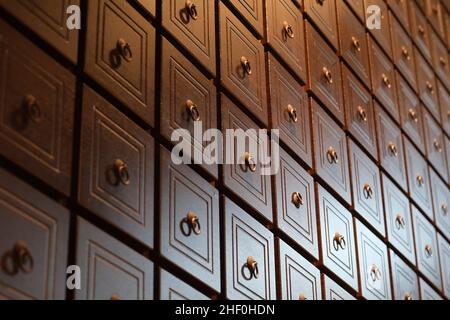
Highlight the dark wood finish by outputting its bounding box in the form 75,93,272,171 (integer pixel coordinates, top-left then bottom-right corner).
343,0,364,22
390,250,419,300
423,110,448,181
430,169,450,238
430,30,450,90
438,234,450,299
303,0,338,49
426,0,446,41
323,274,355,300
438,82,450,136
415,50,440,122
446,136,450,186
367,0,393,59
160,270,209,300
408,1,433,62
78,86,155,247
133,0,155,16
227,0,265,36
387,0,410,30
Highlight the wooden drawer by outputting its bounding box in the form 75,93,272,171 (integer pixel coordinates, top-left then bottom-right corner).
227,0,265,37
408,1,433,62
438,82,450,136
375,104,407,192
268,54,312,167
75,217,153,300
221,95,273,221
337,1,370,87
266,0,306,82
278,239,321,300
397,73,426,154
160,38,217,178
367,0,393,58
420,278,443,300
430,169,450,237
369,38,399,123
405,139,433,218
416,0,427,13
307,23,344,124
355,220,391,300
225,198,276,300
426,0,446,40
160,270,209,300
313,101,351,204
274,149,318,259
0,21,75,196
133,0,155,16
162,0,216,75
387,0,410,30
430,30,450,89
219,2,268,125
343,66,377,159
438,234,450,298
349,140,385,236
424,110,447,180
446,136,450,185
390,250,419,300
323,274,356,300
304,0,338,49
343,0,365,22
78,86,155,247
0,0,79,63
317,185,358,291
390,14,418,91
415,51,440,121
0,168,69,300
382,174,416,265
85,0,156,126
160,147,220,291
413,206,442,289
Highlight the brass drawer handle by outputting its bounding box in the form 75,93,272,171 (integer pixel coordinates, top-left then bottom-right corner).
241,56,252,76
433,139,443,153
333,232,346,251
357,106,368,122
283,21,295,39
316,0,325,5
363,184,374,199
416,175,424,187
352,36,361,52
291,192,304,209
426,81,434,94
13,241,34,274
382,74,391,89
327,147,339,164
185,0,198,20
440,56,447,66
242,256,259,280
111,294,121,300
401,46,411,61
425,244,433,258
244,152,257,172
418,25,425,35
287,104,298,123
404,292,413,300
432,4,439,14
114,159,131,186
117,38,132,62
388,143,398,157
395,214,406,230
24,95,42,123
180,211,201,236
408,108,419,123
441,203,448,216
370,264,382,282
186,99,200,121
298,293,307,300
323,67,333,84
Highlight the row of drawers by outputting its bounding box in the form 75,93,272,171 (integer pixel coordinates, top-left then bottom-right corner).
0,165,448,300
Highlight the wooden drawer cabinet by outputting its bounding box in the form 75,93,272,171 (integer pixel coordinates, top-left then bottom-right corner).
0,0,79,63
219,2,268,125
382,174,416,265
75,217,153,300
0,168,69,300
160,270,209,300
343,66,377,159
426,0,446,41
375,104,407,192
85,0,156,126
404,139,433,218
390,250,419,301
337,1,370,87
268,55,312,167
160,147,220,291
438,235,450,298
413,206,442,290
317,185,358,291
408,1,433,62
343,0,365,22
162,0,216,75
387,0,410,30
0,21,75,196
424,110,447,180
266,0,306,82
303,0,338,49
397,74,426,154
278,239,321,300
420,278,443,300
313,102,351,204
430,31,450,90
367,0,393,58
349,140,385,236
369,38,399,123
78,86,155,248
221,95,273,221
323,275,355,300
160,38,217,178
438,82,450,136
274,149,318,259
227,0,265,37
415,51,440,122
225,198,276,300
307,23,344,124
430,169,450,237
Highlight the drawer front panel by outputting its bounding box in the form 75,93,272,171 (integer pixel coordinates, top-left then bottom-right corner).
438,82,450,136
438,235,450,298
228,0,265,36
424,110,447,179
160,270,209,300
390,250,419,301
409,1,432,62
367,0,392,58
431,170,450,237
304,0,338,49
387,0,410,30
430,31,449,89
416,53,440,121
420,278,443,300
323,274,355,300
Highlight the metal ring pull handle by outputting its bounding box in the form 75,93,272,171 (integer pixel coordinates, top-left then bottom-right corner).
363,184,374,200
287,104,298,123
291,192,304,209
185,0,198,20
439,56,447,66
357,106,368,122
425,244,433,258
298,294,307,300
416,175,425,188
180,211,201,236
388,143,398,157
426,81,434,94
441,203,448,216
433,139,443,153
283,21,295,39
323,67,333,84
418,25,425,35
382,74,391,89
242,256,259,280
352,36,361,52
370,264,382,282
327,147,339,164
117,38,133,62
110,294,121,300
114,159,131,186
333,232,346,251
408,108,419,123
395,214,406,230
244,152,257,172
404,293,413,301
186,99,201,121
401,46,411,60
13,241,34,274
24,95,42,123
241,56,252,75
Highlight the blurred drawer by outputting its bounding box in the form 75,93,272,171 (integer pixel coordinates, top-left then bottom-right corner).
426,0,446,40
408,1,432,62
423,110,447,180
303,0,338,49
430,170,450,238
162,0,216,75
160,270,209,300
0,21,75,196
0,168,69,300
438,82,450,136
278,239,321,300
160,147,220,291
416,51,440,121
367,0,393,58
227,0,265,36
387,0,410,30
430,30,450,90
446,136,450,185
390,250,419,301
78,86,155,247
75,217,153,300
343,0,365,22
323,274,355,300
85,0,156,125
420,278,443,300
438,235,450,298
225,198,276,300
